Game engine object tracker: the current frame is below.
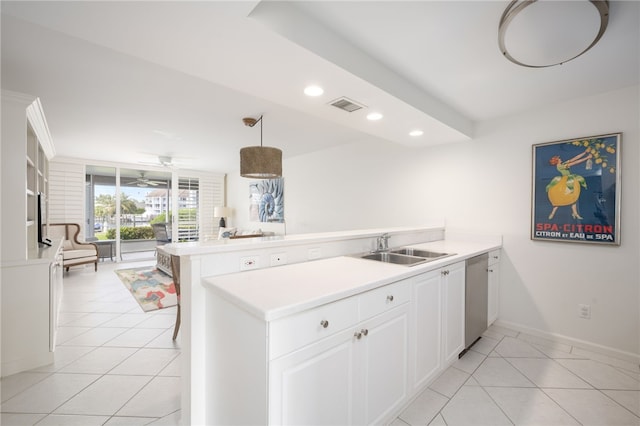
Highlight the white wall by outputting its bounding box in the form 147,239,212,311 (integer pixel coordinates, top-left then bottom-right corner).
228,85,639,357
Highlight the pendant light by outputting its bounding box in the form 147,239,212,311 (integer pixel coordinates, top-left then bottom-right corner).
240,115,282,178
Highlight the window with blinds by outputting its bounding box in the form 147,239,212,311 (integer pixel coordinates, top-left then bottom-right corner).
177,177,199,242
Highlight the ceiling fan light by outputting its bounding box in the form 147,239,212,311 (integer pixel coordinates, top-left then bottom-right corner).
158,155,173,166
240,146,282,178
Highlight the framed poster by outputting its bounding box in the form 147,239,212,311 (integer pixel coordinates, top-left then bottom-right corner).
531,133,621,245
249,178,284,223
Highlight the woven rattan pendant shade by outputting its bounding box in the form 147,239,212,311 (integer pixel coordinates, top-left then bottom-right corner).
240,146,282,178
240,115,282,178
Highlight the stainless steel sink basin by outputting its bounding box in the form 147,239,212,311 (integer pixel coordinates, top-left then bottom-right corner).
354,247,456,266
390,248,454,260
359,252,428,266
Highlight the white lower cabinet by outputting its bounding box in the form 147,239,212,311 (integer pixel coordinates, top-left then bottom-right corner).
442,262,466,365
487,249,501,326
207,258,475,425
269,326,357,425
269,303,409,425
49,248,64,350
1,241,64,376
411,261,465,391
411,270,442,390
269,280,410,426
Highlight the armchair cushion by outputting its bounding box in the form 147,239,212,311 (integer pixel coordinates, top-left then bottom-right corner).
46,223,98,271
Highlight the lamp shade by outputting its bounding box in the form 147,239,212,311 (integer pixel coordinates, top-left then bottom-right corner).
240,146,282,178
214,206,232,218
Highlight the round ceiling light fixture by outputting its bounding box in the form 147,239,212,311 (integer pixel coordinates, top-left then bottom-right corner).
409,130,424,137
498,0,609,68
366,112,383,121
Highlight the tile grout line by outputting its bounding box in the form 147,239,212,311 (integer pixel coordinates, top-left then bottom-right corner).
429,333,504,425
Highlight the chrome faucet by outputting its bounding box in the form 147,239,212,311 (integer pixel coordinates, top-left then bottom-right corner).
376,233,390,252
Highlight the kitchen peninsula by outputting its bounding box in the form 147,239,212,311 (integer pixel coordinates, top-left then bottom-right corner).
161,226,501,425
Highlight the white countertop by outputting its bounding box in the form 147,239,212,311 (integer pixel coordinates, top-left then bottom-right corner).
203,239,500,321
160,226,443,256
1,238,63,268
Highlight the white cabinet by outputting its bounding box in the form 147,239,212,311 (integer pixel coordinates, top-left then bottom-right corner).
206,256,484,425
2,241,64,376
49,248,64,350
269,279,410,426
1,91,60,377
269,325,357,425
411,261,465,389
441,262,466,366
358,303,409,425
269,303,409,425
411,270,442,390
487,249,501,326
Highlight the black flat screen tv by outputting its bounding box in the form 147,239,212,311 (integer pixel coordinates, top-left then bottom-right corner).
37,192,51,246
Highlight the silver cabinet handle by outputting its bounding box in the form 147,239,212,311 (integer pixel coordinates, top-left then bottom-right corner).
442,270,449,276
488,269,494,273
493,255,499,259
361,329,368,336
387,295,394,302
354,331,362,340
320,320,329,329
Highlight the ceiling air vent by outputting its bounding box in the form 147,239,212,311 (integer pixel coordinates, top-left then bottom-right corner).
329,97,365,113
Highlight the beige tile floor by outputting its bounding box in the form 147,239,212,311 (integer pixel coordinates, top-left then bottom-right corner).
394,326,640,426
2,259,639,425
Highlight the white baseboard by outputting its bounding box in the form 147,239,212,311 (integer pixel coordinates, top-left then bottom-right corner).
494,319,640,365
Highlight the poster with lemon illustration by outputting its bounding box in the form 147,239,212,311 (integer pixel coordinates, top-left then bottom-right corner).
531,133,621,245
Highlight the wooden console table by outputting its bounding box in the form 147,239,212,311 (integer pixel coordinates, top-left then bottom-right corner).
156,247,172,276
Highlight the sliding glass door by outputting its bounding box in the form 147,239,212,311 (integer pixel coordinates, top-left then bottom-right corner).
119,168,171,259
86,166,172,261
85,165,116,243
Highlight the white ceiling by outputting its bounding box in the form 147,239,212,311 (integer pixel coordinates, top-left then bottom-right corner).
2,1,638,173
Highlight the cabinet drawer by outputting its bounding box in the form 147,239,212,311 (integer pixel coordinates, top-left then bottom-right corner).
488,249,501,265
359,279,411,321
269,296,359,360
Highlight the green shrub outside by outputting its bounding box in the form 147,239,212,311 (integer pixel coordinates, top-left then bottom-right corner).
105,226,154,240
151,213,168,224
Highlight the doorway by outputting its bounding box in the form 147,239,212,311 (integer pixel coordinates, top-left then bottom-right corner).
86,166,173,261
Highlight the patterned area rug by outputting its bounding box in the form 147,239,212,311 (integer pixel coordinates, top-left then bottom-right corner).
115,267,177,312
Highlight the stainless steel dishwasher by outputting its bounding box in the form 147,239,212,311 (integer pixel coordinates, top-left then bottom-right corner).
463,253,489,353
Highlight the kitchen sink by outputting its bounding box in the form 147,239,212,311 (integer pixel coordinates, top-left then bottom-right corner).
359,252,428,266
356,247,456,266
390,248,455,260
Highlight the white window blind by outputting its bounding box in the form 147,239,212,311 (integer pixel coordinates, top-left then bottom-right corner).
48,161,85,229
177,177,199,242
199,174,224,240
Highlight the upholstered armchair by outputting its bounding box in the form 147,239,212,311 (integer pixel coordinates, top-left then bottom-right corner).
46,223,98,271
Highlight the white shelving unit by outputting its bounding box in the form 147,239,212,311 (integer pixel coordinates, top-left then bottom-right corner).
1,90,61,377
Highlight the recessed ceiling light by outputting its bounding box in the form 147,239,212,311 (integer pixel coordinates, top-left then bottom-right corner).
409,130,424,137
304,85,324,97
366,112,383,121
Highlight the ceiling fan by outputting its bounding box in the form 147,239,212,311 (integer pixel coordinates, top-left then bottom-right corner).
137,155,176,168
124,171,167,187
